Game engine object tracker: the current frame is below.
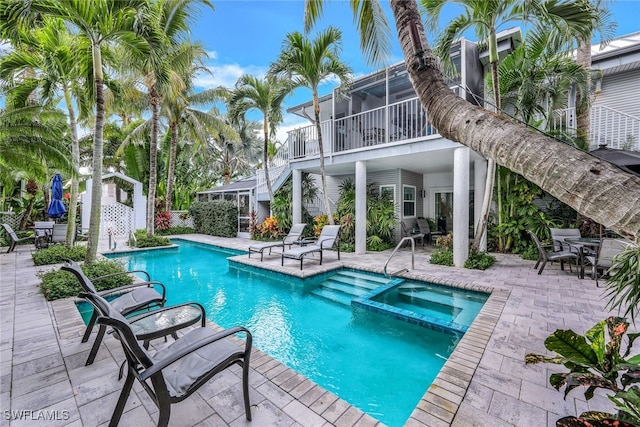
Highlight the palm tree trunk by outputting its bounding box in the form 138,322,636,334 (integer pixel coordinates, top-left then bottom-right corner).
64,86,78,247
165,121,178,212
147,88,159,235
314,89,334,225
263,120,275,208
85,43,105,263
575,35,591,145
472,29,500,252
390,0,640,243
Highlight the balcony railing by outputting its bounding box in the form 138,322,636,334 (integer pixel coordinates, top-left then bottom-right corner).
551,105,640,151
287,96,438,161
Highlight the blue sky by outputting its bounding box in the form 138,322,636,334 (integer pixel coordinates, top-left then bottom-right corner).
190,0,640,142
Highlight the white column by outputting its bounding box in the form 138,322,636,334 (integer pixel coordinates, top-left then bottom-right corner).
453,147,470,267
355,161,367,254
474,158,488,251
292,169,302,225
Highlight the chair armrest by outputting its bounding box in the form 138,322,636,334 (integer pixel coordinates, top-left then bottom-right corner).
98,281,167,300
140,326,252,380
93,269,152,282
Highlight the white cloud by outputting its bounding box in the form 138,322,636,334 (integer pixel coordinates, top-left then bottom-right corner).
194,63,267,89
205,50,218,60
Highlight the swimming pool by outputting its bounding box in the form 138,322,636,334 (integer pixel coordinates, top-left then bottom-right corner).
100,239,486,426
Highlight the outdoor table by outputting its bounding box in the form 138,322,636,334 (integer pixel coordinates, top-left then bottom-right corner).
32,222,55,248
129,302,205,349
566,237,601,279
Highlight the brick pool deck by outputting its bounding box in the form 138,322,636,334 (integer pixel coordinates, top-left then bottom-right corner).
0,234,617,426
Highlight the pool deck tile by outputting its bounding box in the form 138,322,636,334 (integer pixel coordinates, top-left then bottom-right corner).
0,233,618,426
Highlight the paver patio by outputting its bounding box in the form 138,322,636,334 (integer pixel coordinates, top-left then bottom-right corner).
0,234,619,426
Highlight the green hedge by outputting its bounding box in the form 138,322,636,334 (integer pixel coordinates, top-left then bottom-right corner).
189,201,237,237
156,226,195,236
39,260,134,301
130,230,171,248
33,245,87,266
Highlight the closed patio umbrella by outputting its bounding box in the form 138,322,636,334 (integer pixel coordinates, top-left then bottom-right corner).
47,173,66,219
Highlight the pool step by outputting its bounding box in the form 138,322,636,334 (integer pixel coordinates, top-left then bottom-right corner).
311,270,391,306
310,287,354,306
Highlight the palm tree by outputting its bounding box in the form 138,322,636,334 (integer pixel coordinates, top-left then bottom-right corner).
422,0,599,250
0,17,88,247
269,27,352,224
304,0,640,242
125,0,212,234
162,61,237,212
228,74,292,207
9,0,155,262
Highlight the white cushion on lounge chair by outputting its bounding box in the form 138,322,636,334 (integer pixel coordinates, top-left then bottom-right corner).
281,225,341,270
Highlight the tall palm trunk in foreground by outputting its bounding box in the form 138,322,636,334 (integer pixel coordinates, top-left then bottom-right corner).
389,0,640,243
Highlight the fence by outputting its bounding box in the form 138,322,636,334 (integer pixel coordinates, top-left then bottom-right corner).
169,211,194,228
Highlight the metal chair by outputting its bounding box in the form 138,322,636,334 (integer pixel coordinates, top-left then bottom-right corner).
2,223,35,252
527,230,579,275
401,221,424,246
81,292,252,427
61,259,166,365
586,238,632,287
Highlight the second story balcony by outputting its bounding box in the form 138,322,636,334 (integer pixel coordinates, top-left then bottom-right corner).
286,95,447,161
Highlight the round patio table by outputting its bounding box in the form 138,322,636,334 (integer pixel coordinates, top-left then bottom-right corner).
129,302,205,349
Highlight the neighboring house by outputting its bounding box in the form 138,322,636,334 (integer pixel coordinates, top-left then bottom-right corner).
196,177,258,238
553,31,640,150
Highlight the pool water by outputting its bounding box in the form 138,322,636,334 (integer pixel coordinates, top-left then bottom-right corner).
98,239,481,426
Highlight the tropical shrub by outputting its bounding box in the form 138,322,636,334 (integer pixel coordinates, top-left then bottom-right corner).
430,233,454,266
255,216,282,241
155,226,195,236
189,201,237,237
39,260,133,301
605,244,640,324
464,251,496,270
32,244,87,266
130,230,171,248
155,211,171,230
526,317,640,426
271,173,316,235
336,178,396,251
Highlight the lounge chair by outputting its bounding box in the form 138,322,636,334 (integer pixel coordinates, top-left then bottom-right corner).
61,259,167,365
248,223,306,261
2,223,35,253
281,224,341,270
527,230,579,276
81,292,252,426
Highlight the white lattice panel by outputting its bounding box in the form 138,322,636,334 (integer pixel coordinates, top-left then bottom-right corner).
101,203,133,237
169,211,194,228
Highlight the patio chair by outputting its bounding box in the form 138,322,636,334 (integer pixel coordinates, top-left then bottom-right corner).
417,218,445,244
81,292,252,427
2,223,35,253
281,224,341,270
50,223,68,244
401,221,424,246
248,223,306,261
527,230,579,276
586,237,631,287
61,259,167,365
550,228,584,254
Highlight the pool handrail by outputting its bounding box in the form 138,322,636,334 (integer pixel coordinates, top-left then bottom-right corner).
384,237,415,278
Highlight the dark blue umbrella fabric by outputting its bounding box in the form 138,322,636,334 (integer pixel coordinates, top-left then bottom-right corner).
47,173,66,219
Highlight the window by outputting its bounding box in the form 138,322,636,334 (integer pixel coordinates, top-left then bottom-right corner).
403,185,416,217
380,185,395,203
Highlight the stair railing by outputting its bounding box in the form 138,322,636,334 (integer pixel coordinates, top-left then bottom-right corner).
383,237,415,278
